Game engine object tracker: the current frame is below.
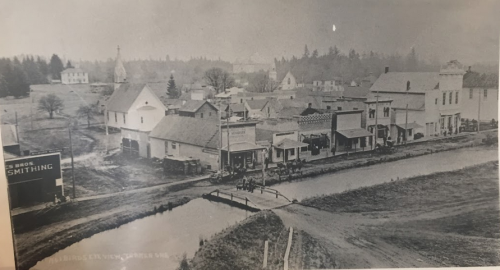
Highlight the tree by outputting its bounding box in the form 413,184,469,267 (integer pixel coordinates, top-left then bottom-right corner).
203,67,235,93
49,54,64,80
177,253,190,270
76,105,96,128
38,94,64,119
312,49,319,58
303,45,310,59
167,74,179,98
66,60,74,69
4,61,30,97
0,74,8,98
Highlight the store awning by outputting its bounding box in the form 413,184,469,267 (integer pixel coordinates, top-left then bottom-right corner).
274,138,309,149
336,128,373,139
222,142,266,153
394,123,423,130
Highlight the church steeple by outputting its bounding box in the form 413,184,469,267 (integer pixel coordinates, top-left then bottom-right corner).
114,45,127,90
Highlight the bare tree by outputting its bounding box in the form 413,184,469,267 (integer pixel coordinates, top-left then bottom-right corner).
76,105,96,128
38,94,64,119
203,67,235,93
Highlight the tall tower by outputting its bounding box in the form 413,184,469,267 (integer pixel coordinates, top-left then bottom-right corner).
114,45,127,91
269,61,277,81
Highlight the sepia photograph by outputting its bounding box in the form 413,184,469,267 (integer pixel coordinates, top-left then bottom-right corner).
0,0,499,269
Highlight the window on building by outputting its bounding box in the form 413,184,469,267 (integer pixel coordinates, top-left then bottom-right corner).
337,107,342,111
277,149,281,158
287,78,291,85
172,142,177,149
141,117,144,123
164,141,168,154
240,99,243,103
209,112,212,117
484,89,488,98
435,98,438,105
290,148,295,156
409,129,413,136
469,89,473,99
353,107,358,110
200,113,204,118
383,107,389,117
301,146,308,152
442,92,446,105
449,91,452,104
115,112,117,122
455,91,459,104
107,111,109,121
326,106,331,110
123,114,126,124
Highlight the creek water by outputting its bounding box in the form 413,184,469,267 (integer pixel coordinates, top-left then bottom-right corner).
31,147,498,270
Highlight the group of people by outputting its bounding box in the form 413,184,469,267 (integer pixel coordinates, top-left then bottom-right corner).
240,175,256,193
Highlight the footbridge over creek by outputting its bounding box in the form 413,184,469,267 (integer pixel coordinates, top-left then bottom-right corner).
202,186,293,211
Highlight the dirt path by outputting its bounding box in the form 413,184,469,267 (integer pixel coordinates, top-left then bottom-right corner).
273,204,435,269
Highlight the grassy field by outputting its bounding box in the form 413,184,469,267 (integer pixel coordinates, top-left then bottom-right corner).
301,161,500,267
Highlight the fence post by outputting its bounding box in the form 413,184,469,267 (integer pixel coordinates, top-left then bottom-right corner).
231,193,233,201
263,240,269,269
261,186,263,194
245,198,248,206
276,190,278,199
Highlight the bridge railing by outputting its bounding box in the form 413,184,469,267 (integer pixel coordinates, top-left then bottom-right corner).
208,189,259,208
255,185,292,202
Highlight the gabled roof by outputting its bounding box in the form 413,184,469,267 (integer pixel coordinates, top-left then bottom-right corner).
1,125,18,146
61,68,85,74
246,99,269,110
226,103,246,113
149,115,219,149
372,92,425,111
106,83,148,113
463,72,499,88
344,85,371,98
370,72,440,93
279,107,308,119
179,100,218,113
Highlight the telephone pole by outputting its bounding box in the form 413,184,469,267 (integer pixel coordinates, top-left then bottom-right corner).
68,125,76,199
218,103,222,171
374,92,379,147
404,81,410,144
14,112,19,144
477,89,481,132
226,117,230,168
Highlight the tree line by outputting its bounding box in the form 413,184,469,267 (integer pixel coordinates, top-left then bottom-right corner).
274,45,442,85
0,54,68,98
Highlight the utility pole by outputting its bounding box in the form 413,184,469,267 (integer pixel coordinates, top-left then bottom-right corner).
226,116,230,168
68,125,76,199
404,81,410,144
477,89,481,133
14,112,19,144
105,106,109,154
218,103,222,171
30,92,34,131
374,92,379,147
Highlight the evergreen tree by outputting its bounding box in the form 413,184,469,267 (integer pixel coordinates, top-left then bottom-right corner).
167,74,179,98
4,61,30,98
303,45,310,58
49,54,64,80
66,60,74,69
36,56,49,78
0,74,8,98
312,49,319,58
22,56,46,84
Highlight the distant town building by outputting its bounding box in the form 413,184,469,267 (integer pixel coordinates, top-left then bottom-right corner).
105,83,167,157
61,68,89,84
312,76,343,92
232,90,296,104
461,69,498,122
178,100,219,121
280,71,298,90
370,60,466,139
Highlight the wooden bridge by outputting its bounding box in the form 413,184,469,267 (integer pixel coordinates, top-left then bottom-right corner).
202,186,292,211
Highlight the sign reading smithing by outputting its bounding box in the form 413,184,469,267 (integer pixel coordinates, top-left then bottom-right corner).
5,153,62,185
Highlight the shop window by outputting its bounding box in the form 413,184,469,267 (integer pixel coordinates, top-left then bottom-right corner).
290,148,295,156
301,146,308,152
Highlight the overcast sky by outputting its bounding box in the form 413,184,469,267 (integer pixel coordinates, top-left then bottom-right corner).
1,0,499,64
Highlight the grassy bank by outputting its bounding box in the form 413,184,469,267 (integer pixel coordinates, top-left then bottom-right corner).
190,210,336,270
301,161,500,267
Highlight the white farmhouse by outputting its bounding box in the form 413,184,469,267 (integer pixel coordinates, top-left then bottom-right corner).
61,68,88,84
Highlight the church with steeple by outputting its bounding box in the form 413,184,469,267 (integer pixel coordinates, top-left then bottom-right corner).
114,45,127,91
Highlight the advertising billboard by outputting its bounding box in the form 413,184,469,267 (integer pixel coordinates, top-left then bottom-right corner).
5,153,62,185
